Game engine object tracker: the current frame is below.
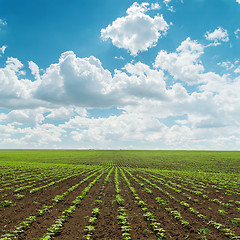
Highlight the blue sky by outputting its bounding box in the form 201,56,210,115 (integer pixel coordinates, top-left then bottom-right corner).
0,0,240,149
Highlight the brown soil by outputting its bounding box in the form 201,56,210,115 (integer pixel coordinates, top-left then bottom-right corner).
0,170,95,233
1,168,239,240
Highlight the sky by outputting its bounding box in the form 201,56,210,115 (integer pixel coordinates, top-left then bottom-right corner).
0,0,240,150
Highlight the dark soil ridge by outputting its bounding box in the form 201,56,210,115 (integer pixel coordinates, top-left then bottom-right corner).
0,170,100,236
140,170,240,218
17,171,106,240
0,169,94,203
50,172,108,240
1,167,239,240
118,173,163,239
122,170,202,239
130,170,235,239
137,171,240,236
141,170,240,202
93,169,123,240
0,168,89,198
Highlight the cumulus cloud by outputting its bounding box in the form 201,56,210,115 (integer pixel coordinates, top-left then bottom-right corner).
151,3,161,10
28,61,41,81
34,51,171,107
164,0,172,4
101,2,169,55
114,56,125,60
6,57,24,72
217,60,240,75
62,108,239,149
154,37,204,85
46,107,88,120
0,123,66,147
164,125,192,146
0,59,32,103
0,45,7,56
64,113,167,143
0,19,7,25
236,0,240,4
163,0,175,12
218,60,235,70
21,124,65,146
204,27,229,46
6,108,46,124
234,66,240,74
0,19,7,30
235,28,240,39
1,46,240,149
34,51,117,107
112,61,167,101
0,57,46,109
0,51,169,109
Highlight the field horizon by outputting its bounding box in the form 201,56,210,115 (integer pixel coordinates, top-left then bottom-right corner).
1,149,240,172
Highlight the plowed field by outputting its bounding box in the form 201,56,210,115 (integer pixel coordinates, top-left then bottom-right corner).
0,150,240,239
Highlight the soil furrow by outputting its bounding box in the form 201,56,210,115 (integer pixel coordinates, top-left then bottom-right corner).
0,170,99,237
128,170,230,240
92,169,123,239
119,173,162,240
136,170,240,236
52,172,107,240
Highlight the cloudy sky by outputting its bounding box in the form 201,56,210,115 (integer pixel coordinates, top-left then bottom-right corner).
0,0,240,149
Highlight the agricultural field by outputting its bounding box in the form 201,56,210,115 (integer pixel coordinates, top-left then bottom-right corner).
0,150,240,240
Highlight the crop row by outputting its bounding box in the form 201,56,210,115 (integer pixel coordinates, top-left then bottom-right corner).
0,168,103,239
83,167,114,239
141,170,239,212
130,169,240,239
115,168,131,240
39,171,105,240
120,168,166,239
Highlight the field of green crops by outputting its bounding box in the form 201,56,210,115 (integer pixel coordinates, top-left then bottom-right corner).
1,149,240,172
0,150,240,239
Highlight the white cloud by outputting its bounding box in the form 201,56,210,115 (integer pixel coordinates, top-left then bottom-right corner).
236,0,240,4
64,113,167,143
204,27,229,46
0,45,7,56
112,61,167,101
28,61,41,81
6,108,46,124
164,125,192,146
217,60,240,75
234,66,240,74
114,56,125,60
6,57,24,72
0,19,7,26
21,124,65,146
217,60,235,70
163,0,175,12
150,3,161,10
46,106,88,120
101,2,169,55
0,123,65,147
34,51,117,107
0,113,7,122
126,2,149,14
2,45,240,149
62,107,239,149
0,60,32,101
34,51,171,107
234,28,240,39
154,37,204,85
0,57,46,109
0,51,169,109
